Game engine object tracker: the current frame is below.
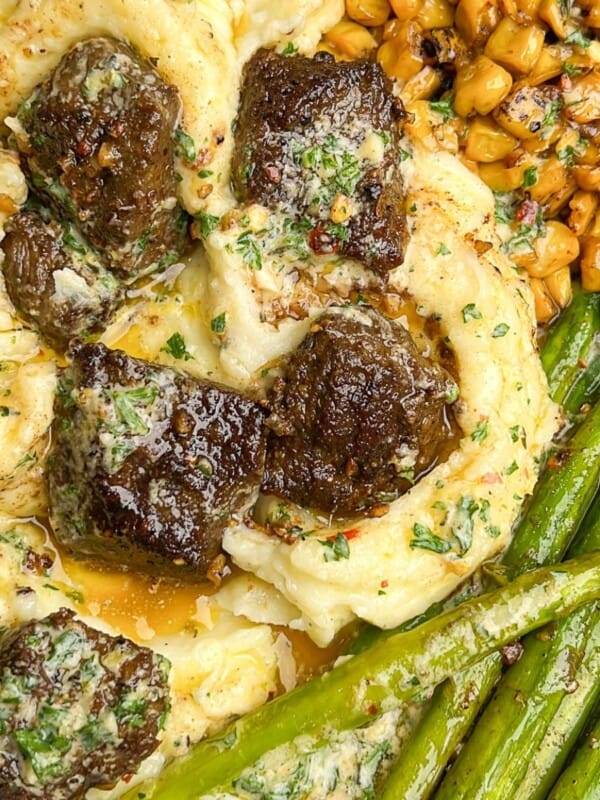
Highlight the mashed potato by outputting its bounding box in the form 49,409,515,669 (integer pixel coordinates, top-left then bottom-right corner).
0,0,559,796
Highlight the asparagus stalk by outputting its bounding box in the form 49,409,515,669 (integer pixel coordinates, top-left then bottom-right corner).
547,709,600,800
123,553,600,800
509,491,600,800
541,288,600,408
379,396,600,800
434,463,600,800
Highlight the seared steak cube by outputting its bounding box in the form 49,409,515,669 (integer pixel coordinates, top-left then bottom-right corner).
0,608,170,800
231,49,407,274
48,343,266,578
1,210,123,350
14,37,186,278
263,306,458,513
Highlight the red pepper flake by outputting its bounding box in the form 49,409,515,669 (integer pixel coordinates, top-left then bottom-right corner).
380,579,389,588
481,472,502,484
366,703,379,716
121,773,133,784
308,225,339,255
341,528,361,541
515,199,539,225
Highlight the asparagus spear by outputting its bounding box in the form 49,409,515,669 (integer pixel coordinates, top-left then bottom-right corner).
379,396,600,800
123,552,600,800
547,709,600,800
541,288,600,408
509,490,600,800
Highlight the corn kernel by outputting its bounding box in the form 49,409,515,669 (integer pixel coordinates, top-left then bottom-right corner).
346,0,392,26
581,237,600,292
455,0,500,45
478,160,525,190
376,24,424,80
538,0,568,37
417,0,455,29
525,46,563,85
545,266,572,309
563,70,600,124
464,116,518,161
572,166,600,192
484,18,545,74
324,20,378,59
494,85,562,139
530,277,558,323
517,220,580,277
454,55,512,117
568,191,599,236
389,0,424,19
400,66,443,103
527,155,567,205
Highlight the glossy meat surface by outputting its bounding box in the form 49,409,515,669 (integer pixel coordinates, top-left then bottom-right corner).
263,306,458,513
231,49,407,274
48,343,266,578
0,607,169,800
15,37,186,278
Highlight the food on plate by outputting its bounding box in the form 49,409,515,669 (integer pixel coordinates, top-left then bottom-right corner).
2,210,123,349
0,607,170,799
49,342,266,579
231,48,407,272
8,37,187,279
262,304,458,513
0,0,597,796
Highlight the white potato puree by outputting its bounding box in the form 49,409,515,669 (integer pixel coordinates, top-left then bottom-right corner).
0,0,559,795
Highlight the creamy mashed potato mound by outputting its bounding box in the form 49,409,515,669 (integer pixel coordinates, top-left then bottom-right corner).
0,0,559,796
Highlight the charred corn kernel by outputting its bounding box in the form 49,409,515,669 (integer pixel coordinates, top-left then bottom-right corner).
545,266,573,308
478,160,525,190
389,0,424,19
417,0,455,29
464,116,517,161
345,0,392,26
400,66,443,103
563,70,600,124
454,55,512,117
383,17,404,37
544,176,578,218
568,191,599,236
484,18,545,74
572,166,600,192
527,155,568,205
455,0,500,45
581,237,600,291
427,27,468,66
589,208,600,238
494,85,562,139
377,23,424,80
525,45,563,84
315,41,347,60
586,3,600,28
531,277,558,323
538,0,567,37
515,220,580,277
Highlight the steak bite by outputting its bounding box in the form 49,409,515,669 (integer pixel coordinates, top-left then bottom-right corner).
48,343,266,578
231,48,407,274
263,306,458,514
13,37,186,278
1,210,123,350
0,607,170,800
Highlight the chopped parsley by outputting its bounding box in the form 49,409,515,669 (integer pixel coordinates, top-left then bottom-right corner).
429,95,456,122
319,533,351,562
174,128,196,162
522,166,538,188
410,523,451,554
471,419,490,443
162,332,192,361
281,41,299,56
435,242,451,256
193,211,220,239
492,323,510,338
210,313,227,334
235,231,262,270
462,303,483,322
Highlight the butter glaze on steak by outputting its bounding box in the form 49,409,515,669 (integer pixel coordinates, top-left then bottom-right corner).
1,210,123,350
14,37,187,278
231,48,407,274
263,306,458,514
0,608,170,800
48,343,266,578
